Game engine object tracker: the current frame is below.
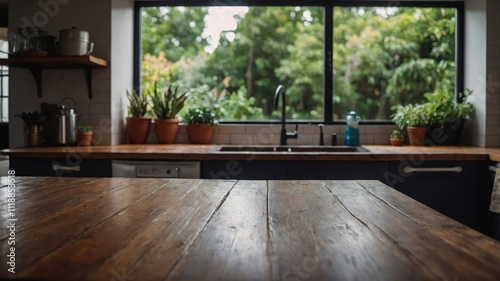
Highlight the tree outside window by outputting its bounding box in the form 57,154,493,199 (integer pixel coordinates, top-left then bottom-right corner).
137,3,460,123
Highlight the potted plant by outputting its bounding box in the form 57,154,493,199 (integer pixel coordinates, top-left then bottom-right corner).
126,89,151,144
76,125,93,146
151,83,188,144
391,103,430,146
183,106,220,144
425,89,474,145
15,111,48,147
389,129,404,146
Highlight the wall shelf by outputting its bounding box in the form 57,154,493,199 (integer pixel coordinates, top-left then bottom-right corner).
0,55,109,99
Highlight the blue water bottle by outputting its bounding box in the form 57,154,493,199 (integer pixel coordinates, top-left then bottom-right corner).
345,111,360,146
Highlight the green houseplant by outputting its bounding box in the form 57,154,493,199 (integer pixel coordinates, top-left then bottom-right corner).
76,125,93,146
391,103,430,145
126,89,151,144
389,129,404,146
183,106,220,144
391,89,475,146
425,89,474,145
151,83,188,144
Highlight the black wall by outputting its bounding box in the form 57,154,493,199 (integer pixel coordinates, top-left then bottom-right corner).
0,4,7,27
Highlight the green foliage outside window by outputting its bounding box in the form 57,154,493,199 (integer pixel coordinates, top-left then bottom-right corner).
139,5,458,122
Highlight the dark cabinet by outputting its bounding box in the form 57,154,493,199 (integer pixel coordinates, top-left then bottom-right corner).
202,160,388,181
10,157,111,177
285,161,389,180
385,161,478,228
202,160,286,180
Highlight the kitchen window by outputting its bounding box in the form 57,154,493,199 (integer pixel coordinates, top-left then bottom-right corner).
134,1,463,124
0,37,8,123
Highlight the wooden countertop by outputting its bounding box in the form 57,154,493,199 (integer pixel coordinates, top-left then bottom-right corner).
1,177,499,280
2,144,500,161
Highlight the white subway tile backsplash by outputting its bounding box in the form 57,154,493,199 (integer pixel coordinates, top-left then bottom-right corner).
96,91,112,103
211,134,231,144
486,126,500,136
288,134,313,145
93,79,111,93
365,125,397,135
245,124,280,134
77,103,90,114
231,134,255,145
360,134,374,145
300,125,321,134
485,135,500,147
93,69,111,80
176,133,189,144
219,125,245,134
88,103,105,114
487,47,499,57
176,124,400,146
62,69,84,80
44,70,63,80
373,134,390,145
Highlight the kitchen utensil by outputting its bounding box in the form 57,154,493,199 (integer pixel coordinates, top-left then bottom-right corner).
56,97,78,145
59,27,89,42
32,34,56,54
55,39,94,56
56,27,93,56
10,26,44,54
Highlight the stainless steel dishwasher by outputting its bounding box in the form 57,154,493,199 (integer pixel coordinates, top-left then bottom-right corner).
111,160,200,178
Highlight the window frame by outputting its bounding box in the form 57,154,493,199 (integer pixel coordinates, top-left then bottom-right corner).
134,0,464,125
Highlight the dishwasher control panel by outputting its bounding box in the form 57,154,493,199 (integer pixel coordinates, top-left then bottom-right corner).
111,160,200,178
136,166,179,178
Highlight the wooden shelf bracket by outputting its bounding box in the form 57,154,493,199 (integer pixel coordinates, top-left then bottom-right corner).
74,64,93,99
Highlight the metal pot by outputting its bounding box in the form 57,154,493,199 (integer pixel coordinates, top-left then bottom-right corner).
56,97,78,145
59,27,89,42
55,39,94,56
56,27,93,56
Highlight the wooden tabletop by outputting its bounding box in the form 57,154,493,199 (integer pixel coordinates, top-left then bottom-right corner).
2,144,500,161
1,177,499,280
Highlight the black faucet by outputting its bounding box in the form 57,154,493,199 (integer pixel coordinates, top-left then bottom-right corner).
274,85,298,145
318,124,324,145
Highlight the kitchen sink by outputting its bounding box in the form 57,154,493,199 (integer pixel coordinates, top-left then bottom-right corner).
212,145,370,153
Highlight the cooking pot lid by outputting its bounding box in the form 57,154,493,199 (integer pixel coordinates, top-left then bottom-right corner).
60,26,87,33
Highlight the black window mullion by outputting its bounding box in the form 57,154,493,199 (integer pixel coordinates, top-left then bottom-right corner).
324,5,333,124
133,3,142,93
455,2,465,102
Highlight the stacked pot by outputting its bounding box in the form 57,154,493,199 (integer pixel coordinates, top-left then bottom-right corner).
55,27,94,56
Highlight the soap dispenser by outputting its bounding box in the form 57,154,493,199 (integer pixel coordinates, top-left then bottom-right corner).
345,111,360,146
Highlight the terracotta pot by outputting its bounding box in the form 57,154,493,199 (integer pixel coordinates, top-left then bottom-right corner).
389,138,403,146
77,130,93,146
126,117,151,144
186,124,215,144
407,126,427,146
155,118,179,144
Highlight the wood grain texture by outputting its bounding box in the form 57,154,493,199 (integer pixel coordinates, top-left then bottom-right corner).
0,55,109,68
325,180,500,281
0,177,499,281
167,180,270,281
1,144,498,161
267,180,434,281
